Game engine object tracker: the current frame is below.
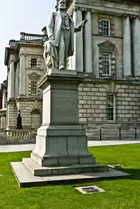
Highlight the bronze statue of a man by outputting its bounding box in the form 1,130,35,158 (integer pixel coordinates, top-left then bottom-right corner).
43,0,87,71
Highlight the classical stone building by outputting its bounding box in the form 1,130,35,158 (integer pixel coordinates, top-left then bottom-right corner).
3,0,140,140
0,80,7,129
67,0,140,138
4,33,46,130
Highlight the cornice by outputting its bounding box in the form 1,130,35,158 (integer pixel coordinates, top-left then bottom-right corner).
16,97,43,102
18,42,43,48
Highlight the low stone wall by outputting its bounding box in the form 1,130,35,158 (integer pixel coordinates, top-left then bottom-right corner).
0,129,36,145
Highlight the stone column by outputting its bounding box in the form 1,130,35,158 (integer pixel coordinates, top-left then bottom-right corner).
123,15,132,77
15,62,19,98
132,16,140,77
2,89,6,109
70,8,83,72
19,54,26,96
7,70,10,101
9,59,15,99
93,41,99,78
84,9,93,74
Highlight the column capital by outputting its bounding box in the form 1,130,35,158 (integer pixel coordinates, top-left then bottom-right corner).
74,6,93,13
74,6,82,12
129,14,140,20
122,13,140,19
122,14,129,18
19,53,26,58
9,59,15,64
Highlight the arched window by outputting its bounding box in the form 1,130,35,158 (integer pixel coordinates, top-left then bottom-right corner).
98,41,117,78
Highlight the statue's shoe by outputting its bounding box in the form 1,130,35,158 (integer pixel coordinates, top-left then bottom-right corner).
59,64,65,70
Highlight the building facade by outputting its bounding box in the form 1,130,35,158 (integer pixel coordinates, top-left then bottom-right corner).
2,0,140,139
68,0,140,137
4,33,46,130
0,80,7,129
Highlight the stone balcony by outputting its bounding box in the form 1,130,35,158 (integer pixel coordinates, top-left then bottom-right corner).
20,32,43,42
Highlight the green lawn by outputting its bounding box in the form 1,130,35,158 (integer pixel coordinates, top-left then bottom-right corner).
0,144,140,209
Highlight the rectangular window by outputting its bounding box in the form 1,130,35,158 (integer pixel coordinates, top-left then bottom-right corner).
102,53,111,75
31,58,37,68
101,19,110,36
31,81,37,95
107,94,115,121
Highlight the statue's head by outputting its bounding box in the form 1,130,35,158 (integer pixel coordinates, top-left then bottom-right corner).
58,0,66,10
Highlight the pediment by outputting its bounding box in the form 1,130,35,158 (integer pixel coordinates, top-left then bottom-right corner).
28,72,41,80
98,40,117,52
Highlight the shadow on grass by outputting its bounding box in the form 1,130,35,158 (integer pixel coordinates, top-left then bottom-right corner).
119,168,140,180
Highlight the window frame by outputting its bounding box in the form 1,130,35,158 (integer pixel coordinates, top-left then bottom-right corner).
100,19,111,36
106,94,116,121
102,53,112,76
31,58,37,68
31,80,37,95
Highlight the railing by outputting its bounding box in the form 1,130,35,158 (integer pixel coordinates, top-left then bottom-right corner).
20,32,43,41
87,127,140,141
0,129,36,144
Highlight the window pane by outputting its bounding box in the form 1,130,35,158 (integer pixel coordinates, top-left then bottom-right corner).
102,54,110,75
31,81,37,95
107,95,114,120
31,58,37,68
101,19,110,36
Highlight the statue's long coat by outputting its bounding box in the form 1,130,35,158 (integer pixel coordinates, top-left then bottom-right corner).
47,11,74,57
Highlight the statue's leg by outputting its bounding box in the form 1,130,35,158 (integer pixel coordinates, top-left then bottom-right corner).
59,31,65,70
64,30,71,68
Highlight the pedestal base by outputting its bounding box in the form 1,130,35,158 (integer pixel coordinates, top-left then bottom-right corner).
31,125,95,166
23,158,107,176
11,162,131,188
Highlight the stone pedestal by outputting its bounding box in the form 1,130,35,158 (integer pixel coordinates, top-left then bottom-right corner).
11,70,130,187
31,70,95,167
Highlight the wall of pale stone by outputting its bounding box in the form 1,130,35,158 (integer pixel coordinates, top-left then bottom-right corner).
19,46,46,98
92,13,123,79
7,101,17,129
92,13,123,37
116,84,140,123
78,80,140,134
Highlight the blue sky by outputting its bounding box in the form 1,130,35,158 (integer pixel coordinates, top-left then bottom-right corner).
0,0,56,83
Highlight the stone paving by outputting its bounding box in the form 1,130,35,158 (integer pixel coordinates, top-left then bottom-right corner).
0,140,140,153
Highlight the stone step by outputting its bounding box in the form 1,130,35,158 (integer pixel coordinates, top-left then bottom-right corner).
10,162,131,188
23,158,109,177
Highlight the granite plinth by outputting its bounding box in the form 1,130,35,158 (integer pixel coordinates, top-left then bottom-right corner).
22,158,108,176
11,162,131,188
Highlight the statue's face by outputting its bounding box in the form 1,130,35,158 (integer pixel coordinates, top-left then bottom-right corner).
58,0,66,10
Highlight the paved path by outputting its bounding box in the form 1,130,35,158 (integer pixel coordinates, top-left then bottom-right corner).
0,140,140,153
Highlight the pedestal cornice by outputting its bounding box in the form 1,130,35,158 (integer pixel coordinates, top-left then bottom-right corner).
38,70,85,90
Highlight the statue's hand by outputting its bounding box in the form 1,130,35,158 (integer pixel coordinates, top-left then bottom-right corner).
75,19,88,32
49,35,55,40
43,41,47,47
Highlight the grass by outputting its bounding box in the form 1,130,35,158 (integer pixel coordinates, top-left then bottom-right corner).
0,145,140,209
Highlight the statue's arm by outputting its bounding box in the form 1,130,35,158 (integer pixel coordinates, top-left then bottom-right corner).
47,12,55,39
74,19,88,33
42,26,48,41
